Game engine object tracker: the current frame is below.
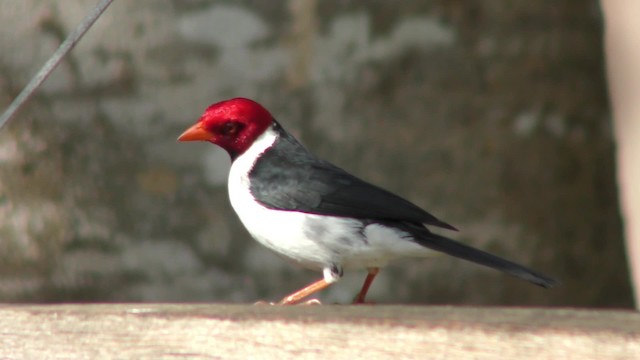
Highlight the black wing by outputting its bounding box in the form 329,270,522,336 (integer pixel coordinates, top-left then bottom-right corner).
248,122,456,231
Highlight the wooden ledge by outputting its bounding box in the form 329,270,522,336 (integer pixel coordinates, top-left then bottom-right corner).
0,304,638,359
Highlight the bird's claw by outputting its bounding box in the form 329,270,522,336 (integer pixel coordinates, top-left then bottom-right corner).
300,298,322,305
253,298,322,305
253,300,276,305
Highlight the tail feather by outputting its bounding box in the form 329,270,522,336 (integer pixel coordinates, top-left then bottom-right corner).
415,231,560,288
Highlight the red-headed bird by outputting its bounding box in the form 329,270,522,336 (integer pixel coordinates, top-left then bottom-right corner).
179,98,558,304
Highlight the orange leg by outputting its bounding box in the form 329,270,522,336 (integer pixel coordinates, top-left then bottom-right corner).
278,278,332,305
353,267,379,304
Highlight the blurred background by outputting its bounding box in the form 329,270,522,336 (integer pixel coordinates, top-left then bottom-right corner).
0,0,634,307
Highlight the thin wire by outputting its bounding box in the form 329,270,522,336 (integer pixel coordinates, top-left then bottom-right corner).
0,0,115,130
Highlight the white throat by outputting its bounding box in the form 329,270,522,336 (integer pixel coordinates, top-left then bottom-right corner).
229,126,279,185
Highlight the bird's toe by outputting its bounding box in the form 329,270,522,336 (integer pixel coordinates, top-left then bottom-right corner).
299,298,323,306
253,300,276,305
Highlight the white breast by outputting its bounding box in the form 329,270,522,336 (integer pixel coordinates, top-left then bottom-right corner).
227,127,431,271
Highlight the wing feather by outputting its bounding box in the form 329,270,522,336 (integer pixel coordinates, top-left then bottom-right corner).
248,126,456,231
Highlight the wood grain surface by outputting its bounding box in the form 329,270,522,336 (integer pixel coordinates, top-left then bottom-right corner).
0,304,638,359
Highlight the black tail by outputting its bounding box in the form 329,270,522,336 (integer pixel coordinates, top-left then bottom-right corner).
415,229,560,288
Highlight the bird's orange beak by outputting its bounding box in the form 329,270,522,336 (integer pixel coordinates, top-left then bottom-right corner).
178,122,213,142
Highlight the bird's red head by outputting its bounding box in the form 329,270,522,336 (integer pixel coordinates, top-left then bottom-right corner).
178,98,273,158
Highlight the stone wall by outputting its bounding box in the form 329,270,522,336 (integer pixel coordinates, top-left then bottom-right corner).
0,0,632,306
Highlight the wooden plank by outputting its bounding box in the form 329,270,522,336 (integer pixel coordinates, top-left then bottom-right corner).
0,304,638,359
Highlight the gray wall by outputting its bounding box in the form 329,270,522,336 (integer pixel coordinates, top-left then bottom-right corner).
0,1,632,306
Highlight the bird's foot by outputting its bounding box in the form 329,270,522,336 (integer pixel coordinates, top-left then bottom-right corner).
253,298,322,305
352,294,376,305
352,300,376,305
253,300,276,305
300,298,322,305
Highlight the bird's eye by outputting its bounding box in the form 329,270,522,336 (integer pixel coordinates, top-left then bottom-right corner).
220,121,242,136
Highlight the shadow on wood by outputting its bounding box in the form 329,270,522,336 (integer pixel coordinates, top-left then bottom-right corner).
0,304,638,359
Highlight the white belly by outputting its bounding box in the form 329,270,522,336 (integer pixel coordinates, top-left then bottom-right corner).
229,185,430,270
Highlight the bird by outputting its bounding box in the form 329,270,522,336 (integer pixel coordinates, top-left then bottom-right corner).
178,97,559,305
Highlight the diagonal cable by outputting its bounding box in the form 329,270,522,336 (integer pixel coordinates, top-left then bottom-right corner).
0,0,115,130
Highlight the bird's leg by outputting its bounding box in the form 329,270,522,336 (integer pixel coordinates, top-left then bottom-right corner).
353,267,379,304
278,266,342,305
278,278,331,305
